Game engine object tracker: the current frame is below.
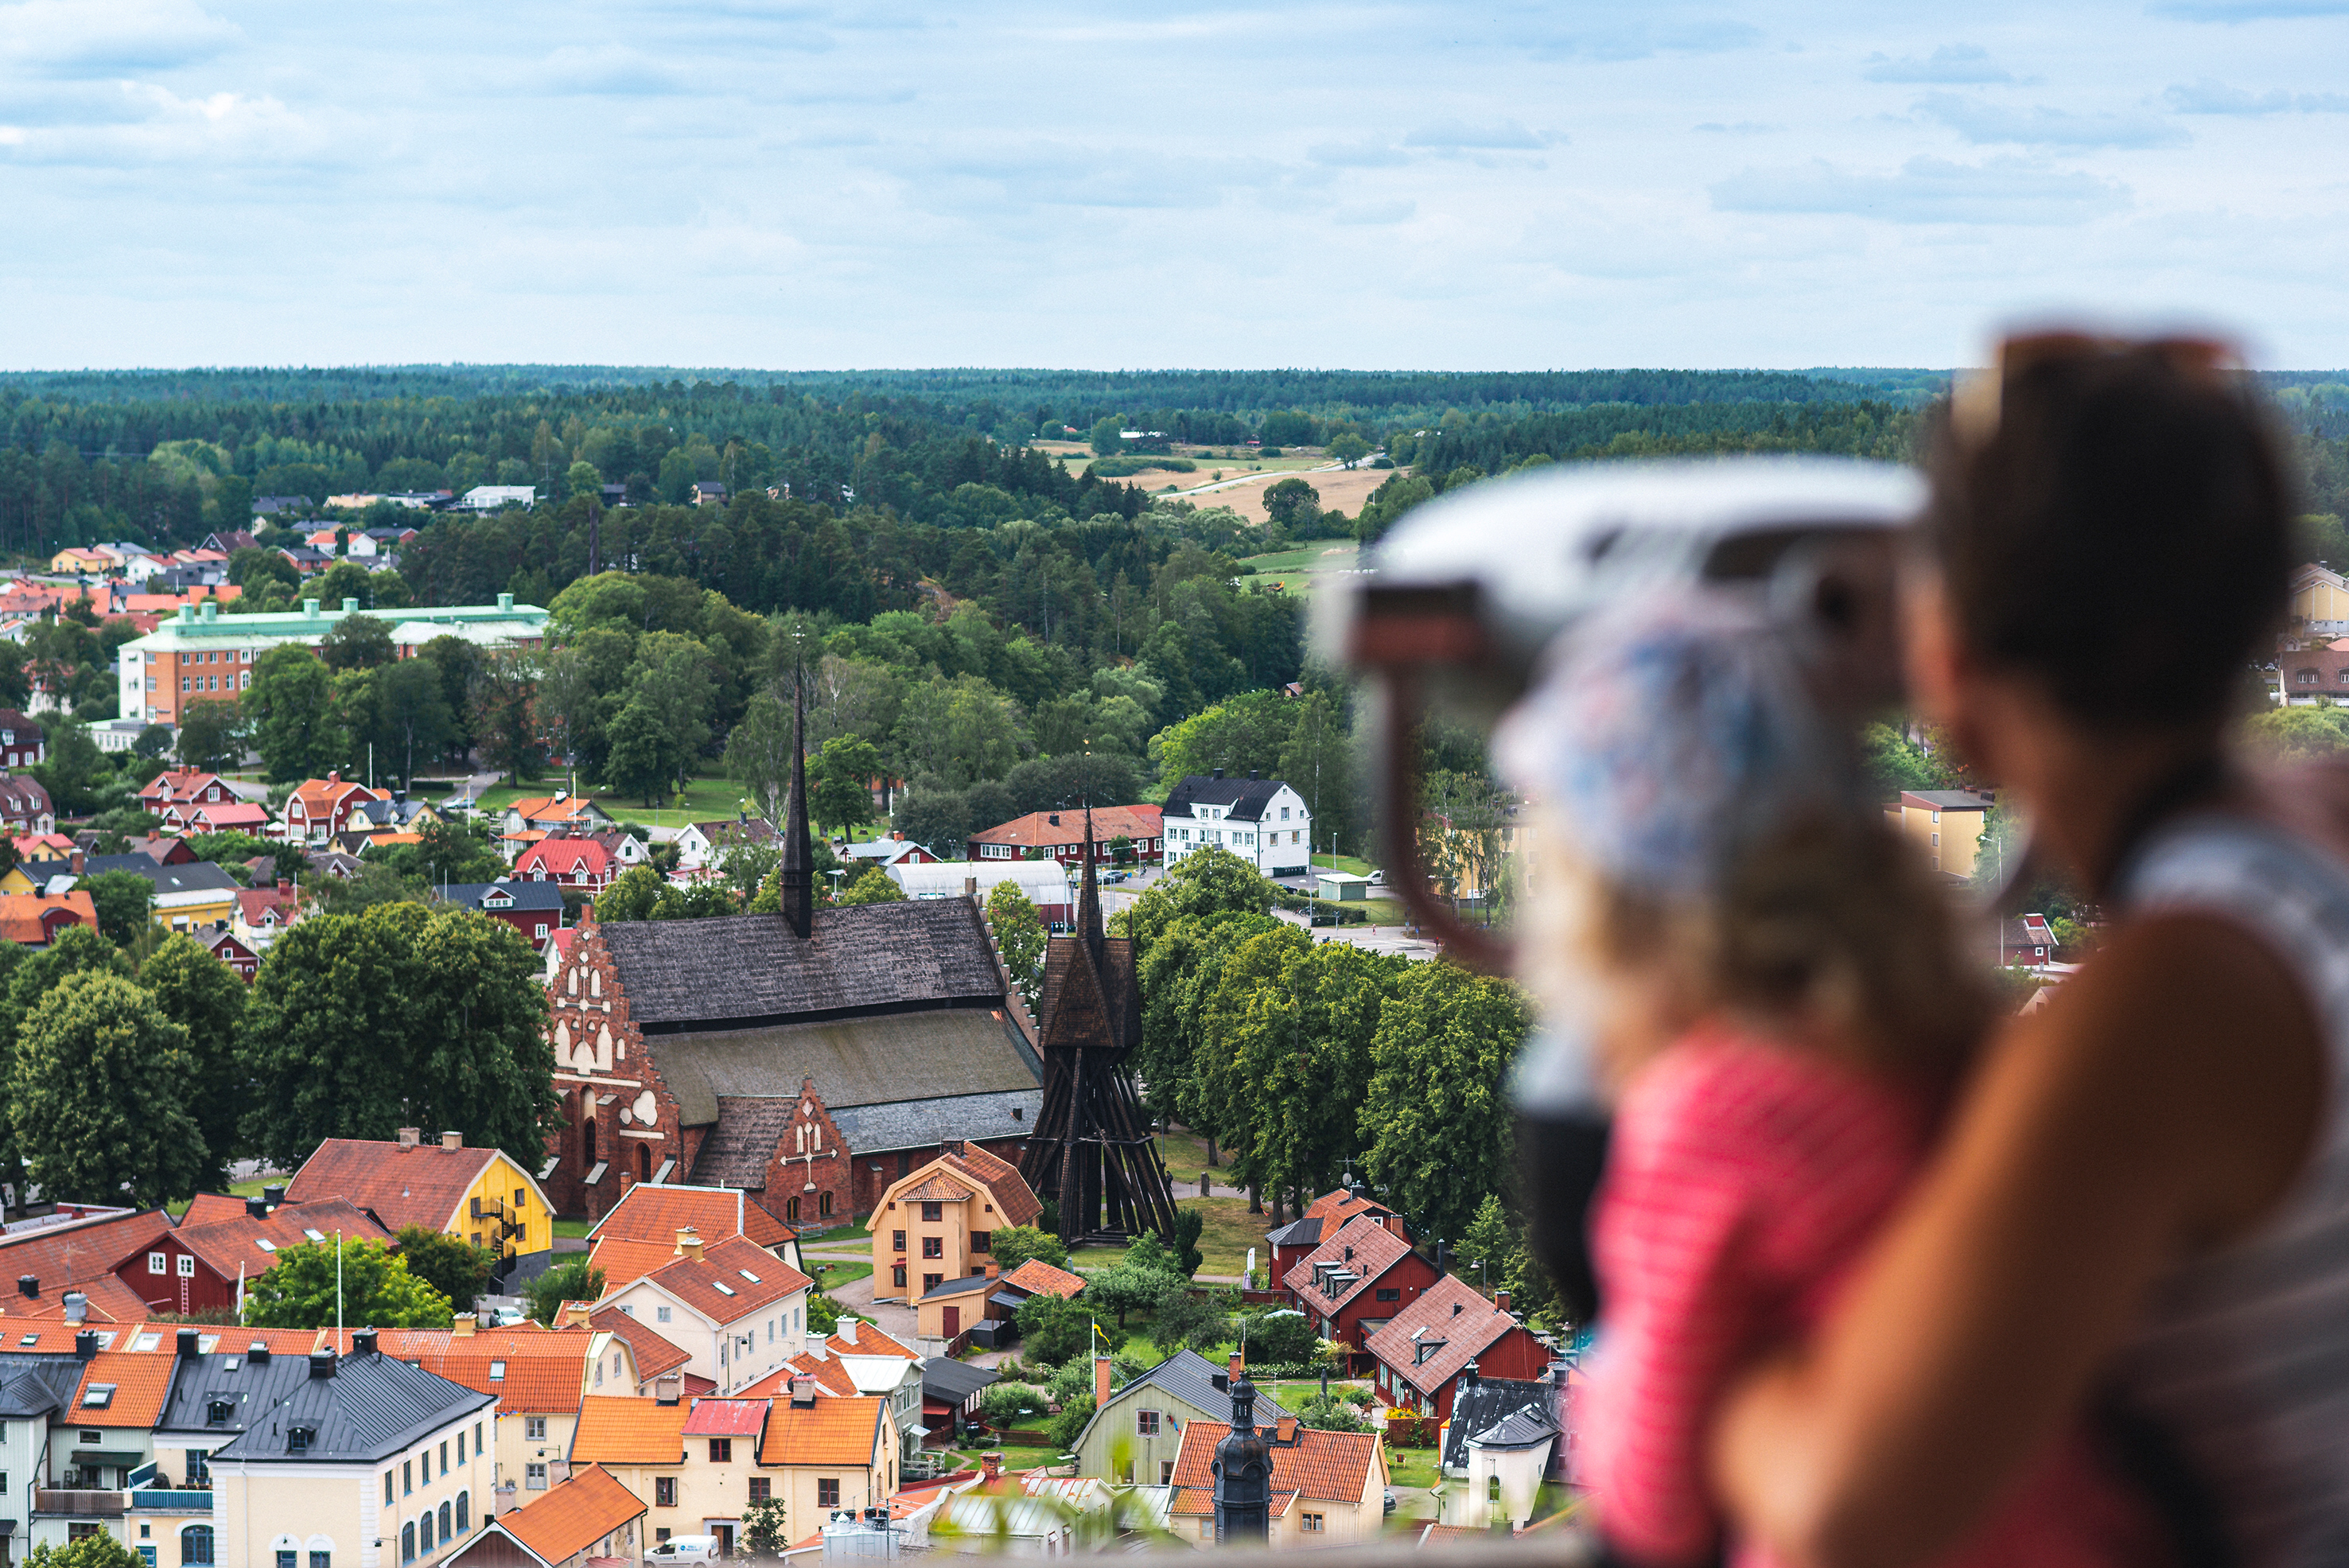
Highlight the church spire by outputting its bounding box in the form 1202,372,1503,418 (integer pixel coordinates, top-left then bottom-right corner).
780,669,812,939
1075,801,1103,963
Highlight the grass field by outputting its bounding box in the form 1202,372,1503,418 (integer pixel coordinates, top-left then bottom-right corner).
811,1258,874,1288
552,1216,595,1239
1180,1196,1273,1277
1152,1129,1216,1189
1239,539,1363,593
798,1219,874,1245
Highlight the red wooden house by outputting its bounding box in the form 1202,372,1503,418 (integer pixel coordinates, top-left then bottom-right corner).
200,927,261,981
111,1193,391,1317
1266,1187,1410,1283
1281,1219,1440,1356
515,837,617,891
1363,1274,1550,1419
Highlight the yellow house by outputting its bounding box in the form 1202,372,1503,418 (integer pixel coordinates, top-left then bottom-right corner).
1898,789,1993,878
869,1146,1041,1312
49,547,114,575
2293,563,2349,636
175,1329,499,1568
284,1129,559,1284
570,1390,900,1557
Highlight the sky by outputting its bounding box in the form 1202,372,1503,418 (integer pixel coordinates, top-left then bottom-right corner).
3,0,2347,372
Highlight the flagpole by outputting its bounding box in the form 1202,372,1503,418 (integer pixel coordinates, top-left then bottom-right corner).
336,1231,344,1353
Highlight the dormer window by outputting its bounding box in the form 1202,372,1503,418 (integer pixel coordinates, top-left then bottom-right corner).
287,1425,315,1454
206,1399,233,1426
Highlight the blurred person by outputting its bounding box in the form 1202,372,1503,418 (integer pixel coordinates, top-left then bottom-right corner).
1498,588,2168,1567
1713,336,2336,1568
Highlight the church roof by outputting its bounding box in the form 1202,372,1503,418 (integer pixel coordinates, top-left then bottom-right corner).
597,902,1005,1029
648,1009,1040,1129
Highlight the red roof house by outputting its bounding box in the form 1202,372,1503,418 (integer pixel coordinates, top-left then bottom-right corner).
284,772,387,842
517,838,617,891
1281,1219,1439,1354
966,804,1165,866
1363,1274,1551,1419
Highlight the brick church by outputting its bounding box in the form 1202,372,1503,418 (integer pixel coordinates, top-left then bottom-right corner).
541,694,1042,1226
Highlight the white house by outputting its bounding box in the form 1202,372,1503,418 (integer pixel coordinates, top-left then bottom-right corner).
1160,772,1313,877
456,485,537,511
597,1231,812,1395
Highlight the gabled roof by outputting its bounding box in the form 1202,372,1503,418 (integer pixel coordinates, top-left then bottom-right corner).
517,839,613,877
1281,1217,1419,1313
1302,1187,1403,1231
757,1395,885,1467
0,1208,173,1301
588,1306,691,1381
69,1348,178,1427
367,1325,601,1414
681,1396,767,1436
916,1274,993,1302
967,806,1164,850
882,1150,1040,1231
282,1137,518,1233
1070,1350,1288,1457
0,1354,87,1418
1167,1414,1380,1503
508,796,608,825
1439,1377,1557,1469
632,1235,811,1325
586,1182,795,1254
482,1463,646,1568
586,1238,692,1293
438,880,566,912
1161,774,1293,823
0,890,95,944
920,1356,997,1408
0,776,53,817
570,1393,688,1465
685,818,777,846
234,885,305,927
1363,1275,1521,1398
173,1197,392,1279
1900,790,1992,811
999,1259,1085,1300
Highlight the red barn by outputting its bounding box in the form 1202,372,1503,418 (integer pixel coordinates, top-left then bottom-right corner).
1364,1274,1552,1419
1281,1220,1441,1356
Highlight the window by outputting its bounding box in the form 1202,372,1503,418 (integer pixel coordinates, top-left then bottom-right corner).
177,1255,195,1278
455,1493,469,1533
84,1386,115,1409
384,1475,395,1507
287,1426,314,1455
655,1307,672,1324
786,1196,799,1223
524,1464,547,1491
655,1531,671,1546
440,1442,449,1473
920,1202,943,1223
1302,1513,1324,1533
892,1231,906,1253
457,1432,465,1464
2301,670,2320,686
709,1438,732,1463
438,1504,451,1544
749,1477,771,1504
183,1528,215,1567
148,1253,167,1275
1136,1410,1159,1435
818,1480,840,1508
1375,1288,1400,1303
399,1525,414,1566
404,1460,414,1495
186,1451,208,1486
142,1550,158,1568
1161,1461,1174,1484
820,1191,833,1217
891,1265,906,1288
278,1553,296,1568
312,1554,331,1568
921,1235,942,1259
524,1417,546,1441
420,1513,434,1554
971,1231,991,1255
655,1477,678,1508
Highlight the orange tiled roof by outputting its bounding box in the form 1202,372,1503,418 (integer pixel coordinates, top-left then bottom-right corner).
282,1137,511,1232
641,1235,810,1325
0,892,95,945
1000,1259,1085,1300
826,1319,917,1360
570,1395,688,1465
368,1323,606,1411
178,1193,249,1226
173,1197,391,1279
741,1356,850,1399
896,1173,973,1205
682,1397,768,1437
70,1349,177,1427
589,1185,795,1255
589,1306,690,1381
756,1395,885,1468
1167,1418,1381,1504
509,797,602,824
496,1463,646,1565
587,1238,688,1293
967,806,1164,850
948,1146,1040,1227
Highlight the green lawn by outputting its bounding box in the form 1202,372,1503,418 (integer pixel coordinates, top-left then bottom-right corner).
1184,1196,1274,1278
1310,850,1378,877
946,1444,1065,1473
475,774,755,831
1237,540,1360,592
797,1219,874,1245
811,1258,873,1289
1153,1130,1216,1190
552,1217,595,1239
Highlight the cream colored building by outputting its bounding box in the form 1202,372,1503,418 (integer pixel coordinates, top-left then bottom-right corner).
1165,1419,1387,1547
868,1147,1040,1309
597,1232,811,1396
1896,789,1992,878
2293,563,2349,636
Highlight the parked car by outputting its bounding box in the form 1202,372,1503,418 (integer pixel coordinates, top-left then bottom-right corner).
648,1537,720,1562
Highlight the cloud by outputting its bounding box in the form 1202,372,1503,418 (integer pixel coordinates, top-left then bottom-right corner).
2163,78,2349,112
1915,91,2188,148
2,81,308,166
1332,199,1416,226
534,45,692,96
1402,119,1549,150
0,0,239,76
1309,141,1408,168
1712,155,2129,224
1862,44,2011,83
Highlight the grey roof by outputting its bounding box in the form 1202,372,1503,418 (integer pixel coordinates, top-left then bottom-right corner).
1903,790,1991,810
600,902,1005,1029
920,1356,998,1407
648,1010,1039,1130
917,1274,994,1302
1264,1217,1322,1248
1439,1377,1554,1470
161,1346,494,1465
1161,775,1288,823
1472,1408,1559,1449
0,1356,88,1418
827,1089,1042,1157
1072,1349,1289,1457
41,855,240,895
438,881,567,912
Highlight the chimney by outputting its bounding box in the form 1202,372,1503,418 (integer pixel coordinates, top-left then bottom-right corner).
309,1350,336,1379
1211,767,1223,780
655,1373,682,1406
396,1127,419,1150
964,876,978,899
329,769,340,785
277,877,290,896
263,1184,285,1208
1095,1352,1110,1408
69,850,83,875
1495,1290,1511,1313
1047,813,1059,827
675,1228,704,1262
245,1196,267,1220
176,1329,200,1360
1249,769,1260,780
73,1329,96,1360
789,1374,817,1409
837,1318,858,1346
561,1301,592,1329
249,1342,270,1364
441,1131,462,1151
891,831,903,842
1229,1348,1244,1378
451,1314,476,1339
980,1451,1003,1485
15,1276,33,1300
1461,1360,1480,1389
62,1293,87,1325
353,1329,378,1356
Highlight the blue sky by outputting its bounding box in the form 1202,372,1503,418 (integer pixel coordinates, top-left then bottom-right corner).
3,0,2347,370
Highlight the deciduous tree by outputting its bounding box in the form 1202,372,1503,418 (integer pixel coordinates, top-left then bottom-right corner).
245,647,344,782
984,879,1045,1012
395,1224,496,1312
244,1238,453,1329
175,698,245,773
10,971,206,1206
723,691,795,827
1358,963,1532,1247
140,932,250,1187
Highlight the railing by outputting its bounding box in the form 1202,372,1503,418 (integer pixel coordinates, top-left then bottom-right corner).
129,1489,212,1512
33,1489,124,1515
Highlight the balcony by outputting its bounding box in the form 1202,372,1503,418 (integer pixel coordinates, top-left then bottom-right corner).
129,1489,212,1512
33,1490,123,1517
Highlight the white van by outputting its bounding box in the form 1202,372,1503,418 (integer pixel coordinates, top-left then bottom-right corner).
646,1537,720,1562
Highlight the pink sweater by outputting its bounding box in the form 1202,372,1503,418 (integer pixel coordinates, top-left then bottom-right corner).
1580,1029,2165,1568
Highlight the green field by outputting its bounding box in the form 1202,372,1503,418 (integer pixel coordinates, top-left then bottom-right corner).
1238,541,1359,593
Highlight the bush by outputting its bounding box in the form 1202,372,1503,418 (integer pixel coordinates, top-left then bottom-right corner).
988,1224,1068,1274
1235,1309,1318,1366
1017,1290,1091,1368
523,1257,605,1326
1047,1391,1095,1453
979,1382,1048,1427
1294,1389,1370,1433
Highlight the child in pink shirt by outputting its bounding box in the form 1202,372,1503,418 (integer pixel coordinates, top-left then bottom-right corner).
1500,589,2170,1568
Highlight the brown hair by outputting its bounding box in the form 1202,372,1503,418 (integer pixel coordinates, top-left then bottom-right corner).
1927,339,2291,730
